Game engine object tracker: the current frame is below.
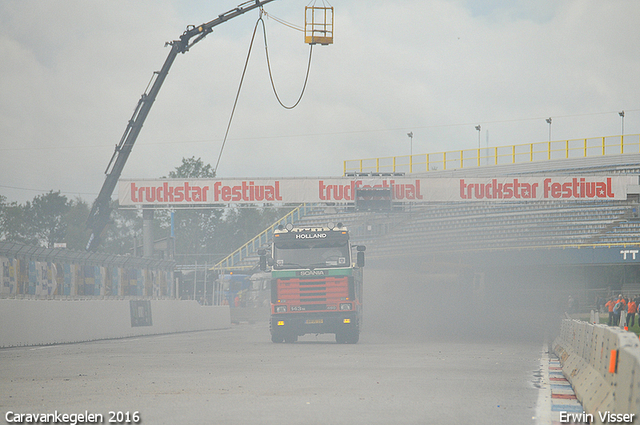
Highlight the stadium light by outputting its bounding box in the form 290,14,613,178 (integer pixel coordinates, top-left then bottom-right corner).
546,118,552,142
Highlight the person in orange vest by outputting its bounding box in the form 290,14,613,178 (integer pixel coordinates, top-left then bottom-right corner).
613,297,625,326
605,297,616,326
619,294,627,308
627,297,638,328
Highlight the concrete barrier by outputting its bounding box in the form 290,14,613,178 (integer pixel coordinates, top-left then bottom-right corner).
0,299,230,348
553,318,640,423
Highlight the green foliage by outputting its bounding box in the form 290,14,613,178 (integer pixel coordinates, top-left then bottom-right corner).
157,157,222,261
30,191,70,248
62,198,92,250
167,156,216,179
0,157,292,261
0,191,89,248
159,157,293,263
99,200,142,255
0,195,37,245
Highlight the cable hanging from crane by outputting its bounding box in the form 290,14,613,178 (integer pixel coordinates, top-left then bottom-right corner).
214,9,314,173
214,15,262,174
262,11,304,32
260,16,313,110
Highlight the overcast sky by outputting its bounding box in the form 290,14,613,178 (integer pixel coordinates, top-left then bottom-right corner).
1,0,639,204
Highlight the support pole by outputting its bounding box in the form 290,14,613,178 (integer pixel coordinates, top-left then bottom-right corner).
143,208,154,258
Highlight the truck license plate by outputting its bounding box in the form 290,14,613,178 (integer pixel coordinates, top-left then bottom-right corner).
305,319,323,324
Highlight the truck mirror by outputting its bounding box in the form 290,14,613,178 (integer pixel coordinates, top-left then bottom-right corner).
356,251,365,268
258,249,267,271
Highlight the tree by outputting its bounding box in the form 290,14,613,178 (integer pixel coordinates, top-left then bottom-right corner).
0,195,37,244
62,198,92,250
0,195,7,240
87,156,292,261
160,157,222,262
167,156,216,178
99,200,142,255
212,206,293,257
30,191,70,248
162,157,294,263
0,193,92,249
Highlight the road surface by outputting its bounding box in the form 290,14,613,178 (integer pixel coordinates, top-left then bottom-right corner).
0,322,544,425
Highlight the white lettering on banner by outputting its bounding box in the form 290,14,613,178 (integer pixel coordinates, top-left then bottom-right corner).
118,176,633,206
621,250,639,260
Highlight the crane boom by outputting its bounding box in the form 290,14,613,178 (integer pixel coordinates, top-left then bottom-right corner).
86,0,276,251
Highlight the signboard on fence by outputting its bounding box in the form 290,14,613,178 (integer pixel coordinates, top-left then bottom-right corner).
118,176,637,206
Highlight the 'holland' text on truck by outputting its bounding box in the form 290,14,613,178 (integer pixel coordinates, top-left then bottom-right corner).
259,224,365,344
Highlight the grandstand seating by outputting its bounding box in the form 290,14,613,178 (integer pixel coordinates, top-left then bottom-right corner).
219,197,639,269
367,200,638,256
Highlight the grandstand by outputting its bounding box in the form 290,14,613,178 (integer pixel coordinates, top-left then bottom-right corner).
204,141,640,310
214,153,640,268
364,154,639,256
367,200,636,256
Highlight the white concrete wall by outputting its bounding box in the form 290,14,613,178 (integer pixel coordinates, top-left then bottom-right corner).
0,299,230,348
553,318,640,423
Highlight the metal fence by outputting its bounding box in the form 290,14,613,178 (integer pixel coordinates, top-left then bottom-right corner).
0,241,175,299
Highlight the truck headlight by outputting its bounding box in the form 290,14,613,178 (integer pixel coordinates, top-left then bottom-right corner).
340,303,352,311
275,305,287,313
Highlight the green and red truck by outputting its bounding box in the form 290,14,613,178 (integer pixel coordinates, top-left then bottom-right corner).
259,224,365,344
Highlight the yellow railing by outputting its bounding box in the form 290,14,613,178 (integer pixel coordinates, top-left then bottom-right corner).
344,134,640,175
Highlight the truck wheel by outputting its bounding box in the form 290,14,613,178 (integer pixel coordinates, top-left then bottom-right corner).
346,330,360,344
271,333,284,343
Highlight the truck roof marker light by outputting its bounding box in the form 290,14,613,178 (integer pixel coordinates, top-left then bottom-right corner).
343,319,351,324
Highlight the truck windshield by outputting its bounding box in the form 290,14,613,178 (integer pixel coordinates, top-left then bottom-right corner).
273,240,350,269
